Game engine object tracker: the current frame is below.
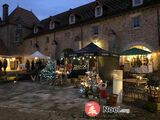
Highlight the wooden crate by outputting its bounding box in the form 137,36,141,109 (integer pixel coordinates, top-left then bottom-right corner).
106,94,118,106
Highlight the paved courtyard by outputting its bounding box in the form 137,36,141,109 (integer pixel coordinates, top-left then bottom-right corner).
0,81,159,120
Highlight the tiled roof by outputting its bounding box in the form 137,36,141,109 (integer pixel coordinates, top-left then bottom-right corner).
26,0,159,38
3,7,39,29
8,7,39,28
0,39,7,55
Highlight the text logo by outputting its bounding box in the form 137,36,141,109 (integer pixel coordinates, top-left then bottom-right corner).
85,101,101,117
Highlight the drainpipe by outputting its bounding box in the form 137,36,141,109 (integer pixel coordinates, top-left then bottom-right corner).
157,7,160,51
53,31,57,60
80,24,83,48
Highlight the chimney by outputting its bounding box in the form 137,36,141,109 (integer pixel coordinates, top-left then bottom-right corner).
2,4,9,21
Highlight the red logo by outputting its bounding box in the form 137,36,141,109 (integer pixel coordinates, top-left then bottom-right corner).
85,101,101,117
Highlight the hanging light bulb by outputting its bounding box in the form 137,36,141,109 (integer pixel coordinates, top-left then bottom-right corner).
82,57,85,60
94,56,96,59
73,57,76,60
89,56,92,59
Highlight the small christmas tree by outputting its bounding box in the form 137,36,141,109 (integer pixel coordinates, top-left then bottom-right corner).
39,59,55,84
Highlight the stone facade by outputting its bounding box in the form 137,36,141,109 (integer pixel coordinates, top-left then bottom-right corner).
24,5,160,59
0,24,32,54
0,5,39,55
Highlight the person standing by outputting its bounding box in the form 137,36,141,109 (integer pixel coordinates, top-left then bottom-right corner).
0,60,3,71
25,60,30,72
31,60,35,71
3,59,8,74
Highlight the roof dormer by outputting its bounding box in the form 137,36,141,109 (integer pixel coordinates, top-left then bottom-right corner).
69,14,76,24
33,24,39,34
49,20,55,30
132,0,143,7
68,8,81,25
95,5,103,18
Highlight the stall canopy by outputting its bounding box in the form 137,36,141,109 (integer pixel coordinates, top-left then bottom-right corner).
29,51,49,59
121,48,151,56
69,42,112,57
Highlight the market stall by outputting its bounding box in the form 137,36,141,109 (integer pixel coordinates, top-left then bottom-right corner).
68,42,119,80
28,51,49,59
120,48,152,73
0,54,23,71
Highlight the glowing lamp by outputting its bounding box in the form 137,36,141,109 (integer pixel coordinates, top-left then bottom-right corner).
147,54,152,59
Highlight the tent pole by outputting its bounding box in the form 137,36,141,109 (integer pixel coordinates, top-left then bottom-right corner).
97,57,99,74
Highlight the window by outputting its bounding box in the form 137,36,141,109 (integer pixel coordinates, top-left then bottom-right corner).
91,26,99,35
46,36,50,43
45,48,48,51
33,26,38,34
69,14,75,24
64,32,70,40
132,16,141,28
15,34,20,42
30,40,32,46
15,24,22,42
132,0,143,7
95,6,103,17
49,20,55,29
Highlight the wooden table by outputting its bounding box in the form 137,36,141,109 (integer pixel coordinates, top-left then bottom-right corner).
123,78,147,86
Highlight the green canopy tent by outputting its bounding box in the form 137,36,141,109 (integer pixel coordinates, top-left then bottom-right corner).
121,48,151,56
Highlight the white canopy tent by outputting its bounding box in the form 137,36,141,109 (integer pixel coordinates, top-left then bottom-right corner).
28,51,49,59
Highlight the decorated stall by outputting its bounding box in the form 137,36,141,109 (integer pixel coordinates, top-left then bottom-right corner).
68,42,119,79
67,42,119,98
120,48,152,73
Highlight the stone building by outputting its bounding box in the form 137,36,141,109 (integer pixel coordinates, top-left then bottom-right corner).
0,4,39,55
23,0,160,71
0,4,39,70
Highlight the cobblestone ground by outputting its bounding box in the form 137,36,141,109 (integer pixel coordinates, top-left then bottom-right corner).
0,81,159,120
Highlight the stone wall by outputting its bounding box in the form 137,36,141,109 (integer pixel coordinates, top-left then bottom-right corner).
23,5,160,63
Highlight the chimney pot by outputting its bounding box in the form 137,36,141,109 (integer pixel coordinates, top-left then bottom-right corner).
2,4,9,22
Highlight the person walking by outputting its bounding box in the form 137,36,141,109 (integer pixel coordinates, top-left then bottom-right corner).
3,59,8,74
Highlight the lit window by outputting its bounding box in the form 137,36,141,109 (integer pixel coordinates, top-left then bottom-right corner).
132,0,143,7
132,16,141,28
33,26,38,34
49,20,55,29
91,26,99,35
69,14,75,24
95,6,103,18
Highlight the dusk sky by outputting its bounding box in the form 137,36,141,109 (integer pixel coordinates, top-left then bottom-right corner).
0,0,95,20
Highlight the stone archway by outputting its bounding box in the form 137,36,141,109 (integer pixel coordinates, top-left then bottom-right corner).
122,42,154,52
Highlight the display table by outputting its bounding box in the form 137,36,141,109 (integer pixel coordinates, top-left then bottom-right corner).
123,78,147,86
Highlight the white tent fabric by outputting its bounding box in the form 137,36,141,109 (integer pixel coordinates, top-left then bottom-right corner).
29,51,49,59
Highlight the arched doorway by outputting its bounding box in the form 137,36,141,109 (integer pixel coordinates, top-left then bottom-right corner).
120,45,153,73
